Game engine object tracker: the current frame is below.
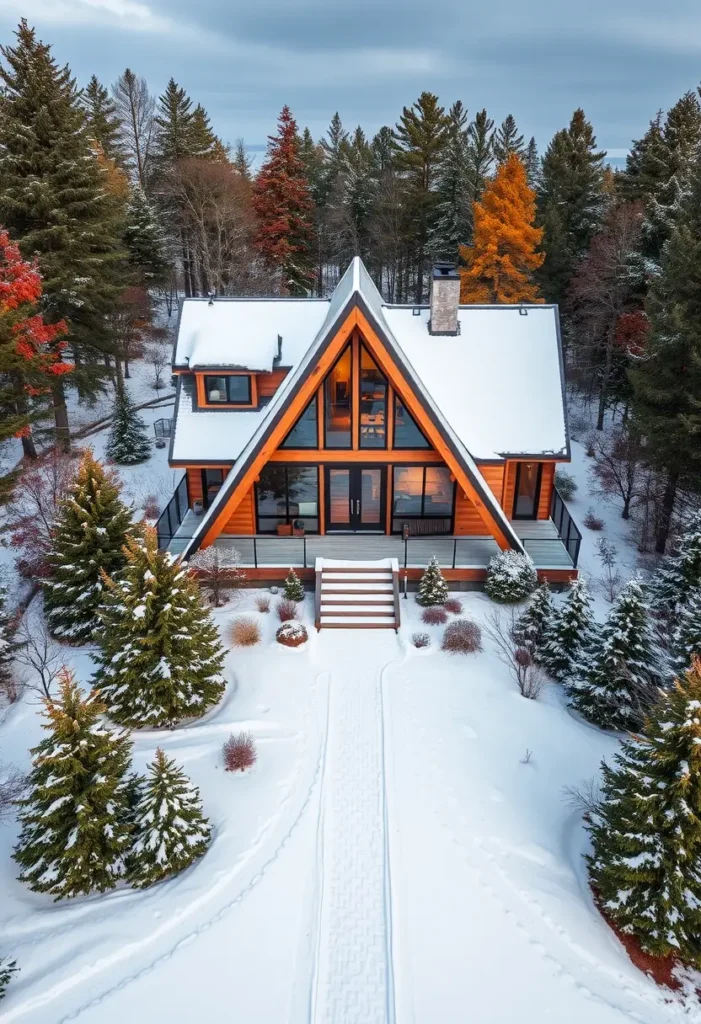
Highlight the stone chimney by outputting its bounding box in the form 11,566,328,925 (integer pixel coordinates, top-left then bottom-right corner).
428,262,460,336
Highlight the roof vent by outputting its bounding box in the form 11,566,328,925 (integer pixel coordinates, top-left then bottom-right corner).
428,262,460,336
274,334,283,364
519,306,528,316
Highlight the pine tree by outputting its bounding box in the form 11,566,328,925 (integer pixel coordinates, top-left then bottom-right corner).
538,576,595,681
81,74,125,166
459,153,544,303
93,530,226,728
588,659,701,964
512,583,553,653
524,137,539,189
152,79,198,167
253,106,314,295
671,585,701,678
648,511,701,619
0,957,18,1000
493,114,525,165
13,669,133,899
283,568,304,602
128,748,211,888
0,585,20,695
416,556,449,607
43,449,133,643
428,100,472,263
336,126,376,264
465,109,494,210
233,138,252,181
105,388,151,465
123,185,169,286
566,580,660,731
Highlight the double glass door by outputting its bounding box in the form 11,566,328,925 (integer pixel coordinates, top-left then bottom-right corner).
326,466,386,531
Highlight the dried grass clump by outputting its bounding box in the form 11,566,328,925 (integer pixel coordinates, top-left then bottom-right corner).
411,632,431,649
441,618,482,654
422,605,449,626
142,494,160,519
255,594,271,613
584,507,605,531
275,597,297,622
444,597,463,615
229,616,261,647
223,731,257,772
276,622,308,647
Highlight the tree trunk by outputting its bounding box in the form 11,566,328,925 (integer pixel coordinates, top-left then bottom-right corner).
622,494,631,519
52,378,70,452
596,326,616,430
21,431,37,459
655,468,679,554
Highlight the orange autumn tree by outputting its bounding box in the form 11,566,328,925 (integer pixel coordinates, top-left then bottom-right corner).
459,153,544,304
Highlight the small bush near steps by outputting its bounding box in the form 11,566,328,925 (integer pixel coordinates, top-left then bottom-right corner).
416,556,449,607
485,551,538,604
255,594,271,613
444,597,463,614
441,618,483,654
276,621,308,647
229,616,261,647
276,597,297,622
223,732,257,772
283,568,304,602
411,632,431,649
422,605,448,625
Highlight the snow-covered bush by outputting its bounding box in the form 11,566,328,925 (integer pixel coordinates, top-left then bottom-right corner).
554,470,578,500
484,551,538,604
276,622,308,648
229,616,261,647
422,605,448,625
444,597,463,615
411,632,431,649
105,389,151,465
538,577,595,681
275,597,297,622
441,618,482,654
511,583,553,654
416,556,449,607
0,957,18,1001
223,732,257,772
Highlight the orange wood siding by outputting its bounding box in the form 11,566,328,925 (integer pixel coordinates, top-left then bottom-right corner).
187,468,203,505
503,461,517,517
453,489,489,535
221,485,255,534
258,368,289,398
478,464,505,503
538,462,555,519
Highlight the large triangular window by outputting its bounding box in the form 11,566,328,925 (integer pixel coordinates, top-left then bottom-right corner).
281,395,317,448
324,345,352,448
393,395,429,448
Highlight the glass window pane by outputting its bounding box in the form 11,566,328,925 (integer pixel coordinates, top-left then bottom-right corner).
360,468,383,524
325,347,352,448
514,463,540,518
286,466,319,519
424,467,454,515
205,376,228,403
281,395,317,448
256,465,319,533
202,468,224,509
359,347,387,449
258,516,286,533
328,469,351,526
257,465,288,518
393,396,429,448
226,376,251,403
393,466,424,516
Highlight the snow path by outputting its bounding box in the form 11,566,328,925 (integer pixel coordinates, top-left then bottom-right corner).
310,631,398,1024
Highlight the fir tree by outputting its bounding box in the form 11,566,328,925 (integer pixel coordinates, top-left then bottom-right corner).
648,511,701,619
671,584,701,678
93,530,226,728
153,79,201,167
0,957,18,1001
416,556,449,607
128,748,211,888
13,670,133,899
493,114,525,165
566,580,660,732
123,185,169,286
459,153,544,303
524,137,539,189
465,109,494,211
283,568,304,602
428,100,472,263
588,659,701,964
81,74,125,166
336,126,376,264
0,584,20,696
538,576,595,681
43,449,133,644
512,582,553,653
233,138,253,181
105,388,151,465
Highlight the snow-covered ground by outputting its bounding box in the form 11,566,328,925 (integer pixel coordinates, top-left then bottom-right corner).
3,409,698,1022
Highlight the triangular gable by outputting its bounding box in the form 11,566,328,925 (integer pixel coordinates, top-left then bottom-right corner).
182,260,524,557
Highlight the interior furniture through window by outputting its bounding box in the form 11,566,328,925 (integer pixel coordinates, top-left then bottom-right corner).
359,347,387,449
256,464,319,533
324,347,352,447
392,465,454,533
204,375,251,405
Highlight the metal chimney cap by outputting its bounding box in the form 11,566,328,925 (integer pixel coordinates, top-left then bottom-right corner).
432,262,459,279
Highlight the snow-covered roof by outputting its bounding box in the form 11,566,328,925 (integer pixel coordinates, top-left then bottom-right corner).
171,376,274,463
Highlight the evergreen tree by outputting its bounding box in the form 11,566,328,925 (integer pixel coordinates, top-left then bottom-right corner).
493,114,525,165
252,106,314,295
428,100,472,262
459,154,544,303
128,748,211,888
335,126,376,263
93,530,226,728
0,957,18,1001
588,659,701,964
43,449,133,644
81,74,125,166
0,584,20,695
105,388,151,465
283,567,304,602
566,579,660,731
233,138,253,181
465,109,494,211
123,185,169,286
671,585,701,678
512,582,553,653
648,511,701,618
538,576,595,680
153,79,198,167
190,103,219,158
13,670,133,899
416,556,449,607
524,136,539,189
0,20,127,444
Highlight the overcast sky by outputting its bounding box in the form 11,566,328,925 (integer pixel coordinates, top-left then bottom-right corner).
2,0,701,158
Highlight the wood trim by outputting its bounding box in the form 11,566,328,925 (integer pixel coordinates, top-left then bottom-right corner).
221,566,578,585
269,449,442,464
386,384,395,452
385,463,393,534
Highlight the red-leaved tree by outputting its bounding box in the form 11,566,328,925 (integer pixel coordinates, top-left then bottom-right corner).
252,106,314,295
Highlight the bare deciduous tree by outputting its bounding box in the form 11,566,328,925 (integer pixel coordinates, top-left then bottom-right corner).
594,537,622,603
15,610,66,700
144,340,172,391
4,449,75,578
484,609,546,699
112,68,155,188
588,425,645,519
0,762,26,822
190,546,245,608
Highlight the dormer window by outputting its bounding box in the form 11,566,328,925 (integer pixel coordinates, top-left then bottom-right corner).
204,374,251,405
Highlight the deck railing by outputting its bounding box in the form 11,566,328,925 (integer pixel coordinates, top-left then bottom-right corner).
549,485,582,567
155,473,190,551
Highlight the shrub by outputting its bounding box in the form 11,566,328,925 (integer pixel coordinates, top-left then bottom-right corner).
411,632,431,649
441,618,482,654
422,605,448,625
275,597,297,622
484,551,538,603
555,470,578,501
229,616,261,647
142,493,160,519
255,594,271,613
416,556,449,606
584,507,605,531
223,732,257,772
283,568,304,602
444,597,463,614
276,622,308,647
269,585,279,595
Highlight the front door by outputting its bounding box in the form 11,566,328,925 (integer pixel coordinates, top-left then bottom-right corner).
326,466,386,531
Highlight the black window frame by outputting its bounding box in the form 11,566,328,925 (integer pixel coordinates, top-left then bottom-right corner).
392,394,430,449
512,462,543,520
201,468,225,510
323,346,353,449
390,464,456,534
359,344,388,451
280,394,318,449
254,464,320,534
203,374,252,405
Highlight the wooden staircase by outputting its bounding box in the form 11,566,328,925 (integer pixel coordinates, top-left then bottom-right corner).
315,557,401,630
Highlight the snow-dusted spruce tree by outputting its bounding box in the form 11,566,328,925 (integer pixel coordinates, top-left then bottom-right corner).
43,449,133,643
0,956,18,1001
93,529,226,728
128,747,211,888
484,550,538,604
0,584,19,695
416,556,449,607
13,669,133,899
588,659,701,964
566,579,660,732
283,567,304,602
648,511,701,622
105,388,151,465
671,584,701,678
512,582,553,653
538,576,595,681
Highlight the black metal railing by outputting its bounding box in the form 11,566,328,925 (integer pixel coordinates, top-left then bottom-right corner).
550,485,582,567
155,474,191,550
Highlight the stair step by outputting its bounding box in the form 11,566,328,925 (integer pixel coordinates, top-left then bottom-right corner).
321,581,393,592
322,572,393,583
320,592,394,603
320,615,397,626
320,605,394,615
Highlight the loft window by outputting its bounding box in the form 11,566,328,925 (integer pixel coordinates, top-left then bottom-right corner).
256,464,319,534
393,396,429,448
324,346,352,448
512,462,542,520
359,346,387,449
201,468,225,509
391,465,454,533
281,395,318,448
204,375,251,405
